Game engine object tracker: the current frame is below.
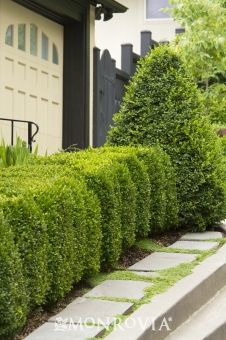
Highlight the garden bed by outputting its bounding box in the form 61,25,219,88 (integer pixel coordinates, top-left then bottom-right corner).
15,231,183,339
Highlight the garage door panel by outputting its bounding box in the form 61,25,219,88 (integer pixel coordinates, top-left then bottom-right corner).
48,101,61,137
4,86,14,117
4,56,14,77
17,61,26,81
17,90,26,120
29,66,38,85
27,95,38,122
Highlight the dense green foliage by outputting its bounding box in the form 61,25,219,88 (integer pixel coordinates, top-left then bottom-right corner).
107,46,226,230
1,196,49,307
168,0,226,124
168,0,226,83
202,84,226,124
0,146,178,338
0,212,28,338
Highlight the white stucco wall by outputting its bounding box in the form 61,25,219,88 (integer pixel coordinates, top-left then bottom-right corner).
95,0,180,67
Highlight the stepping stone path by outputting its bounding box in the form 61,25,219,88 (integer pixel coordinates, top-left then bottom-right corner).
129,252,196,271
25,231,222,340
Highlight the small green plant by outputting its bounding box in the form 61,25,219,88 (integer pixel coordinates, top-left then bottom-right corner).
0,137,38,167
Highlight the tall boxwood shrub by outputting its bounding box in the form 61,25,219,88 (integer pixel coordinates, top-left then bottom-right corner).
48,154,123,269
91,148,151,238
75,161,122,269
0,210,28,338
1,196,49,308
107,45,225,230
135,146,178,232
94,146,178,234
109,161,136,249
34,178,86,302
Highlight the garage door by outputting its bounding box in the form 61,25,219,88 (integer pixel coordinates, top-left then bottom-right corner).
0,0,64,154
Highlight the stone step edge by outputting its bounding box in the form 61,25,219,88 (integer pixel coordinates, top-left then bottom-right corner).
105,244,226,340
165,285,226,340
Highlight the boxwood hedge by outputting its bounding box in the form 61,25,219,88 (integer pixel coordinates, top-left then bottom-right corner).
0,146,178,338
0,211,28,339
107,45,226,230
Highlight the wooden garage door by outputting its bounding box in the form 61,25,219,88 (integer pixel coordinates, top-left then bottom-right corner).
0,0,64,154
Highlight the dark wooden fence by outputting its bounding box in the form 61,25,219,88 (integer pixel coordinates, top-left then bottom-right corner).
93,30,158,147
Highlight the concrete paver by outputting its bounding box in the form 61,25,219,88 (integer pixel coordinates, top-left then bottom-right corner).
180,231,222,241
25,322,104,340
169,240,218,251
49,297,133,326
129,252,196,271
84,280,150,300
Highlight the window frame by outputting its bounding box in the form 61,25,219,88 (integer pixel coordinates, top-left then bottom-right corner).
144,0,173,21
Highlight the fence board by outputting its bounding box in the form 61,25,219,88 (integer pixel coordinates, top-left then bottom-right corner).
93,31,157,147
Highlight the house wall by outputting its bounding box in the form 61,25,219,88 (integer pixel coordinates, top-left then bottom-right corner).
95,0,180,67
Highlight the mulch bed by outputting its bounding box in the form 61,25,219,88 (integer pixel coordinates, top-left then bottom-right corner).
15,230,184,339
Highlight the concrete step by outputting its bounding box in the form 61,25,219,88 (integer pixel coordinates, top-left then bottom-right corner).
166,286,226,340
105,244,226,340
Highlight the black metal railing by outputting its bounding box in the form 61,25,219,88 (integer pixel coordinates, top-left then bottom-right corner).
0,118,39,152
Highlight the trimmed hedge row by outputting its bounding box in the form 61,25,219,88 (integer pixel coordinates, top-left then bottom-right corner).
0,146,178,338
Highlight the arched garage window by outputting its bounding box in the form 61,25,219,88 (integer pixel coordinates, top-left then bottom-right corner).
5,24,14,46
5,24,59,65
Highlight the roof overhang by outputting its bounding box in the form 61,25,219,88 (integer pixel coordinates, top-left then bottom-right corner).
13,0,127,22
